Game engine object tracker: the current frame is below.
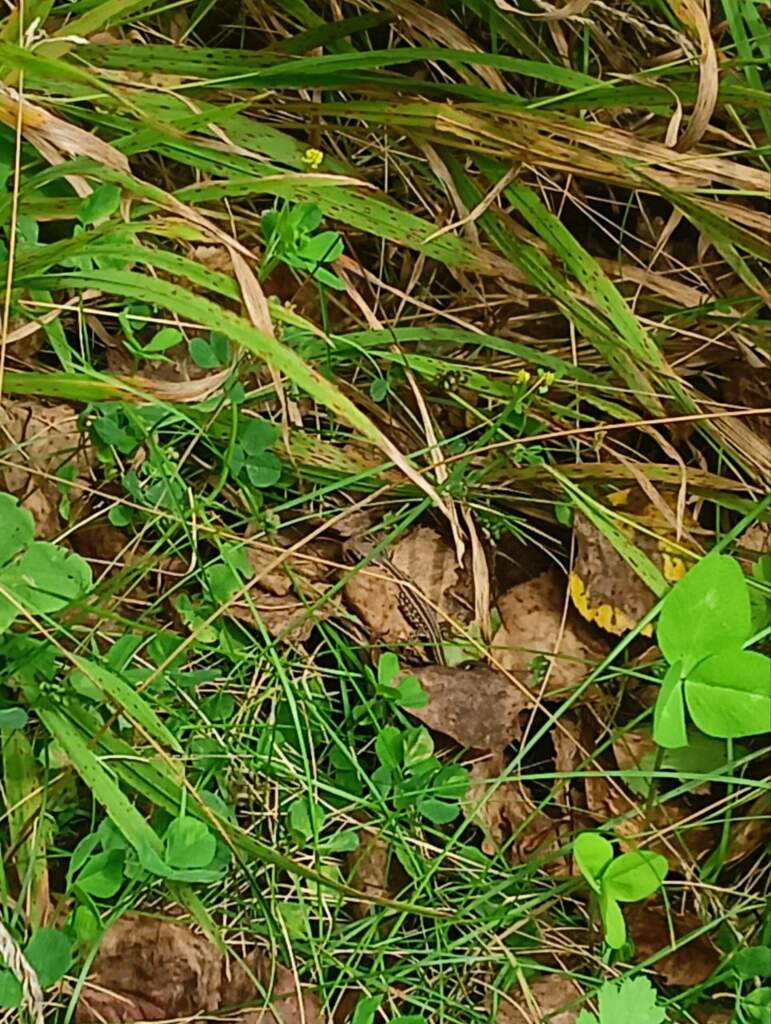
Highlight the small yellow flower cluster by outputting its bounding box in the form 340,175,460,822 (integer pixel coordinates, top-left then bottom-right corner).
538,369,556,393
302,147,324,170
515,369,531,385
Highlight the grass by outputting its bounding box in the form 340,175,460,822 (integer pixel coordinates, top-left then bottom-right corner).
0,1,769,1022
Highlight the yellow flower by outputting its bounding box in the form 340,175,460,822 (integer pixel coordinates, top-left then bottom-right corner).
515,369,531,385
302,147,324,170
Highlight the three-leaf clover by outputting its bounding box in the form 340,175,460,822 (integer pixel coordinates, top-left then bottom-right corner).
0,494,92,634
577,977,665,1024
0,927,73,1006
653,554,771,747
228,417,282,489
574,832,668,949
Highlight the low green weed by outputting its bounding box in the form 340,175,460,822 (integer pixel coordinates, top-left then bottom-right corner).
574,832,668,949
261,201,346,291
373,722,469,825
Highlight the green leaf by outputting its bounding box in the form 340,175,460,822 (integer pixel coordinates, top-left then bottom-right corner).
735,946,771,980
351,995,381,1024
287,796,325,846
73,849,125,898
433,765,469,801
574,832,614,891
189,336,222,369
375,726,403,769
72,905,100,946
394,675,428,709
657,555,751,672
164,817,217,870
369,377,388,403
0,970,22,1009
403,727,434,770
602,851,668,902
417,796,459,824
0,493,34,567
0,541,92,614
78,184,122,225
144,327,183,354
686,649,771,739
245,452,282,488
600,892,626,949
744,988,771,1024
597,978,666,1024
378,652,400,687
239,418,278,454
653,661,687,749
25,928,72,987
297,230,344,263
0,706,27,730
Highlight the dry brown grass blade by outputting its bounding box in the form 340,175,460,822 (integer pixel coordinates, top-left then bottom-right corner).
669,0,719,151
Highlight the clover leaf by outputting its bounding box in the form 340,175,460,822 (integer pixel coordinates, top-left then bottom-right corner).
653,554,771,747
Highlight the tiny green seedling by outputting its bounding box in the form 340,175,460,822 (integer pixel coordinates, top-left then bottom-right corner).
574,832,668,949
261,201,346,290
653,554,771,748
577,977,666,1024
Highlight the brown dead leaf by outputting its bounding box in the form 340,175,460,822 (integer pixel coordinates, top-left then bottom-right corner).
464,753,568,868
226,588,336,643
585,774,715,866
725,792,771,865
626,901,719,986
76,915,321,1024
0,401,93,538
569,489,698,635
345,828,400,917
344,526,469,646
492,570,606,695
406,665,528,751
495,974,582,1023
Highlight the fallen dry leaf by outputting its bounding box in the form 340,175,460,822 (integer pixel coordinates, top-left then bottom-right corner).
495,974,583,1023
406,665,528,750
76,915,321,1024
725,792,771,865
464,753,568,868
569,490,696,635
0,401,93,539
585,774,715,866
492,569,606,695
345,828,400,917
626,901,719,986
344,526,470,648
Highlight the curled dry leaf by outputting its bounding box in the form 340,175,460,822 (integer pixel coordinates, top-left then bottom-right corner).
407,665,528,751
569,490,696,635
0,401,93,539
76,914,321,1024
492,569,606,695
464,752,569,869
625,901,719,986
495,974,582,1024
344,526,470,646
